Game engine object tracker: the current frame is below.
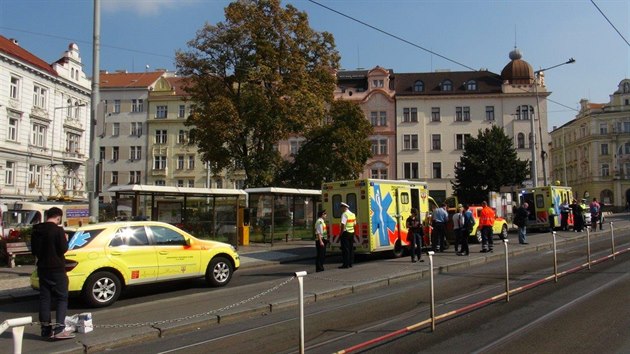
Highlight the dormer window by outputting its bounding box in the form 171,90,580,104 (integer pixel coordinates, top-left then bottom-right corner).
466,80,477,91
441,80,452,91
372,79,384,88
413,80,424,92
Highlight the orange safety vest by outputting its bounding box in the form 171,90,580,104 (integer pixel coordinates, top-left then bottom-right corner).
479,206,495,227
342,210,356,233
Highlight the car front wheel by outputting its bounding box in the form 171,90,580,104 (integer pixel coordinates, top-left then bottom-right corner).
206,257,233,287
82,271,122,307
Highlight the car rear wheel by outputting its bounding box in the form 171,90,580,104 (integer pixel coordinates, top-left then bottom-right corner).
82,271,122,307
206,257,233,287
475,229,482,243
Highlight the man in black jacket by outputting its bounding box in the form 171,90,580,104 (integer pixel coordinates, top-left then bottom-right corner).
31,207,75,340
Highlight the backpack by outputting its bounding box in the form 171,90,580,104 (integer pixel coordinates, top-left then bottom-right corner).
590,204,599,215
463,211,474,234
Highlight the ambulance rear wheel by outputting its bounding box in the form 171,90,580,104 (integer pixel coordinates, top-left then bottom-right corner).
392,239,404,258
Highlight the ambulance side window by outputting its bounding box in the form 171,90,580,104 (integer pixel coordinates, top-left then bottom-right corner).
346,194,357,213
332,194,342,218
401,192,410,204
535,195,544,209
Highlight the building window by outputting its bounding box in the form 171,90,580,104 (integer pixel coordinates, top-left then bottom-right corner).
131,122,142,136
455,107,463,121
177,179,184,187
31,123,46,147
371,168,388,179
403,134,418,150
290,140,301,155
99,147,105,161
154,156,167,170
409,108,418,122
372,79,384,88
431,107,440,122
178,105,186,118
456,134,470,150
517,105,534,120
599,123,607,134
8,117,18,141
111,171,118,185
463,107,471,121
486,106,495,121
112,146,119,161
466,80,477,91
413,80,424,92
431,134,441,150
379,111,387,126
129,171,141,184
178,130,188,144
432,162,442,179
28,164,43,187
132,99,144,113
114,100,121,114
155,130,167,144
601,164,610,177
156,105,168,119
188,155,195,170
517,133,526,149
188,179,195,188
372,139,388,155
10,76,20,100
66,132,80,153
441,80,452,91
112,123,120,136
403,162,419,179
177,155,185,170
33,85,47,109
600,143,609,155
130,146,141,160
370,111,387,126
155,180,166,186
5,161,15,186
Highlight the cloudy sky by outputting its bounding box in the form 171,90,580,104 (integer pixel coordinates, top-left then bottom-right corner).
1,0,628,129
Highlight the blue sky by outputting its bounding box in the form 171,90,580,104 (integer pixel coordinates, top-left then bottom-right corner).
1,0,628,129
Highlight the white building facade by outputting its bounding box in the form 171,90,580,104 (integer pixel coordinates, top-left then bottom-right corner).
0,36,91,201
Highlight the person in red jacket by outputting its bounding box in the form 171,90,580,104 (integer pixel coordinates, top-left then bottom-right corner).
479,201,496,253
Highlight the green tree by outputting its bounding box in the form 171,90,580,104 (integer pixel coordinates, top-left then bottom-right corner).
276,100,373,188
175,0,340,187
453,126,529,203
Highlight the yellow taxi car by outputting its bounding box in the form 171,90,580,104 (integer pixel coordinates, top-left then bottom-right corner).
31,221,240,307
466,205,509,243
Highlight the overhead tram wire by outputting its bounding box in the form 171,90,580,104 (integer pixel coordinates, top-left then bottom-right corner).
591,0,630,48
306,0,579,116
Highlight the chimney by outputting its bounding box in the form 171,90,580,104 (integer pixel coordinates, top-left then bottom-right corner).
9,38,19,46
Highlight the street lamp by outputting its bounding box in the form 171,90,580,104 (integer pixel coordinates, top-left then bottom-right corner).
49,103,87,198
533,58,575,186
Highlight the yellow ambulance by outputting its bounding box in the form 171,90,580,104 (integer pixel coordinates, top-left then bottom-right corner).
518,185,573,231
322,179,438,257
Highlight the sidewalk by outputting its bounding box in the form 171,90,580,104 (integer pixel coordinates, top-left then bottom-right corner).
1,215,628,354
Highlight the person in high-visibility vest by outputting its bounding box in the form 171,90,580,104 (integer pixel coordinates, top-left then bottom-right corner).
315,210,328,272
339,202,355,269
548,203,557,231
479,201,495,253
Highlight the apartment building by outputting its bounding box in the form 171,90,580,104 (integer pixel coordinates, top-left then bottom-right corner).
0,36,91,201
395,49,550,201
334,66,397,179
550,79,630,208
97,70,169,203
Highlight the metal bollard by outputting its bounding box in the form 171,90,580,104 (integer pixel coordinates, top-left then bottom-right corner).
503,239,510,302
610,221,615,260
586,226,591,270
295,271,307,354
552,231,558,283
428,251,435,332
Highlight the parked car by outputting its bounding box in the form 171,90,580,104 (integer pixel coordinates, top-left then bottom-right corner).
467,205,509,243
31,221,240,307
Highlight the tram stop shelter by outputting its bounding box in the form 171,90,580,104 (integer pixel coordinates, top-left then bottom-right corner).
245,187,321,245
108,185,247,246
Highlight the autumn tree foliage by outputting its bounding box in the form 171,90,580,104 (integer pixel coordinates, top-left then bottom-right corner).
176,0,340,187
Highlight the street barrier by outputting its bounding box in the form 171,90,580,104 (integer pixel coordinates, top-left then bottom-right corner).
0,316,32,354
